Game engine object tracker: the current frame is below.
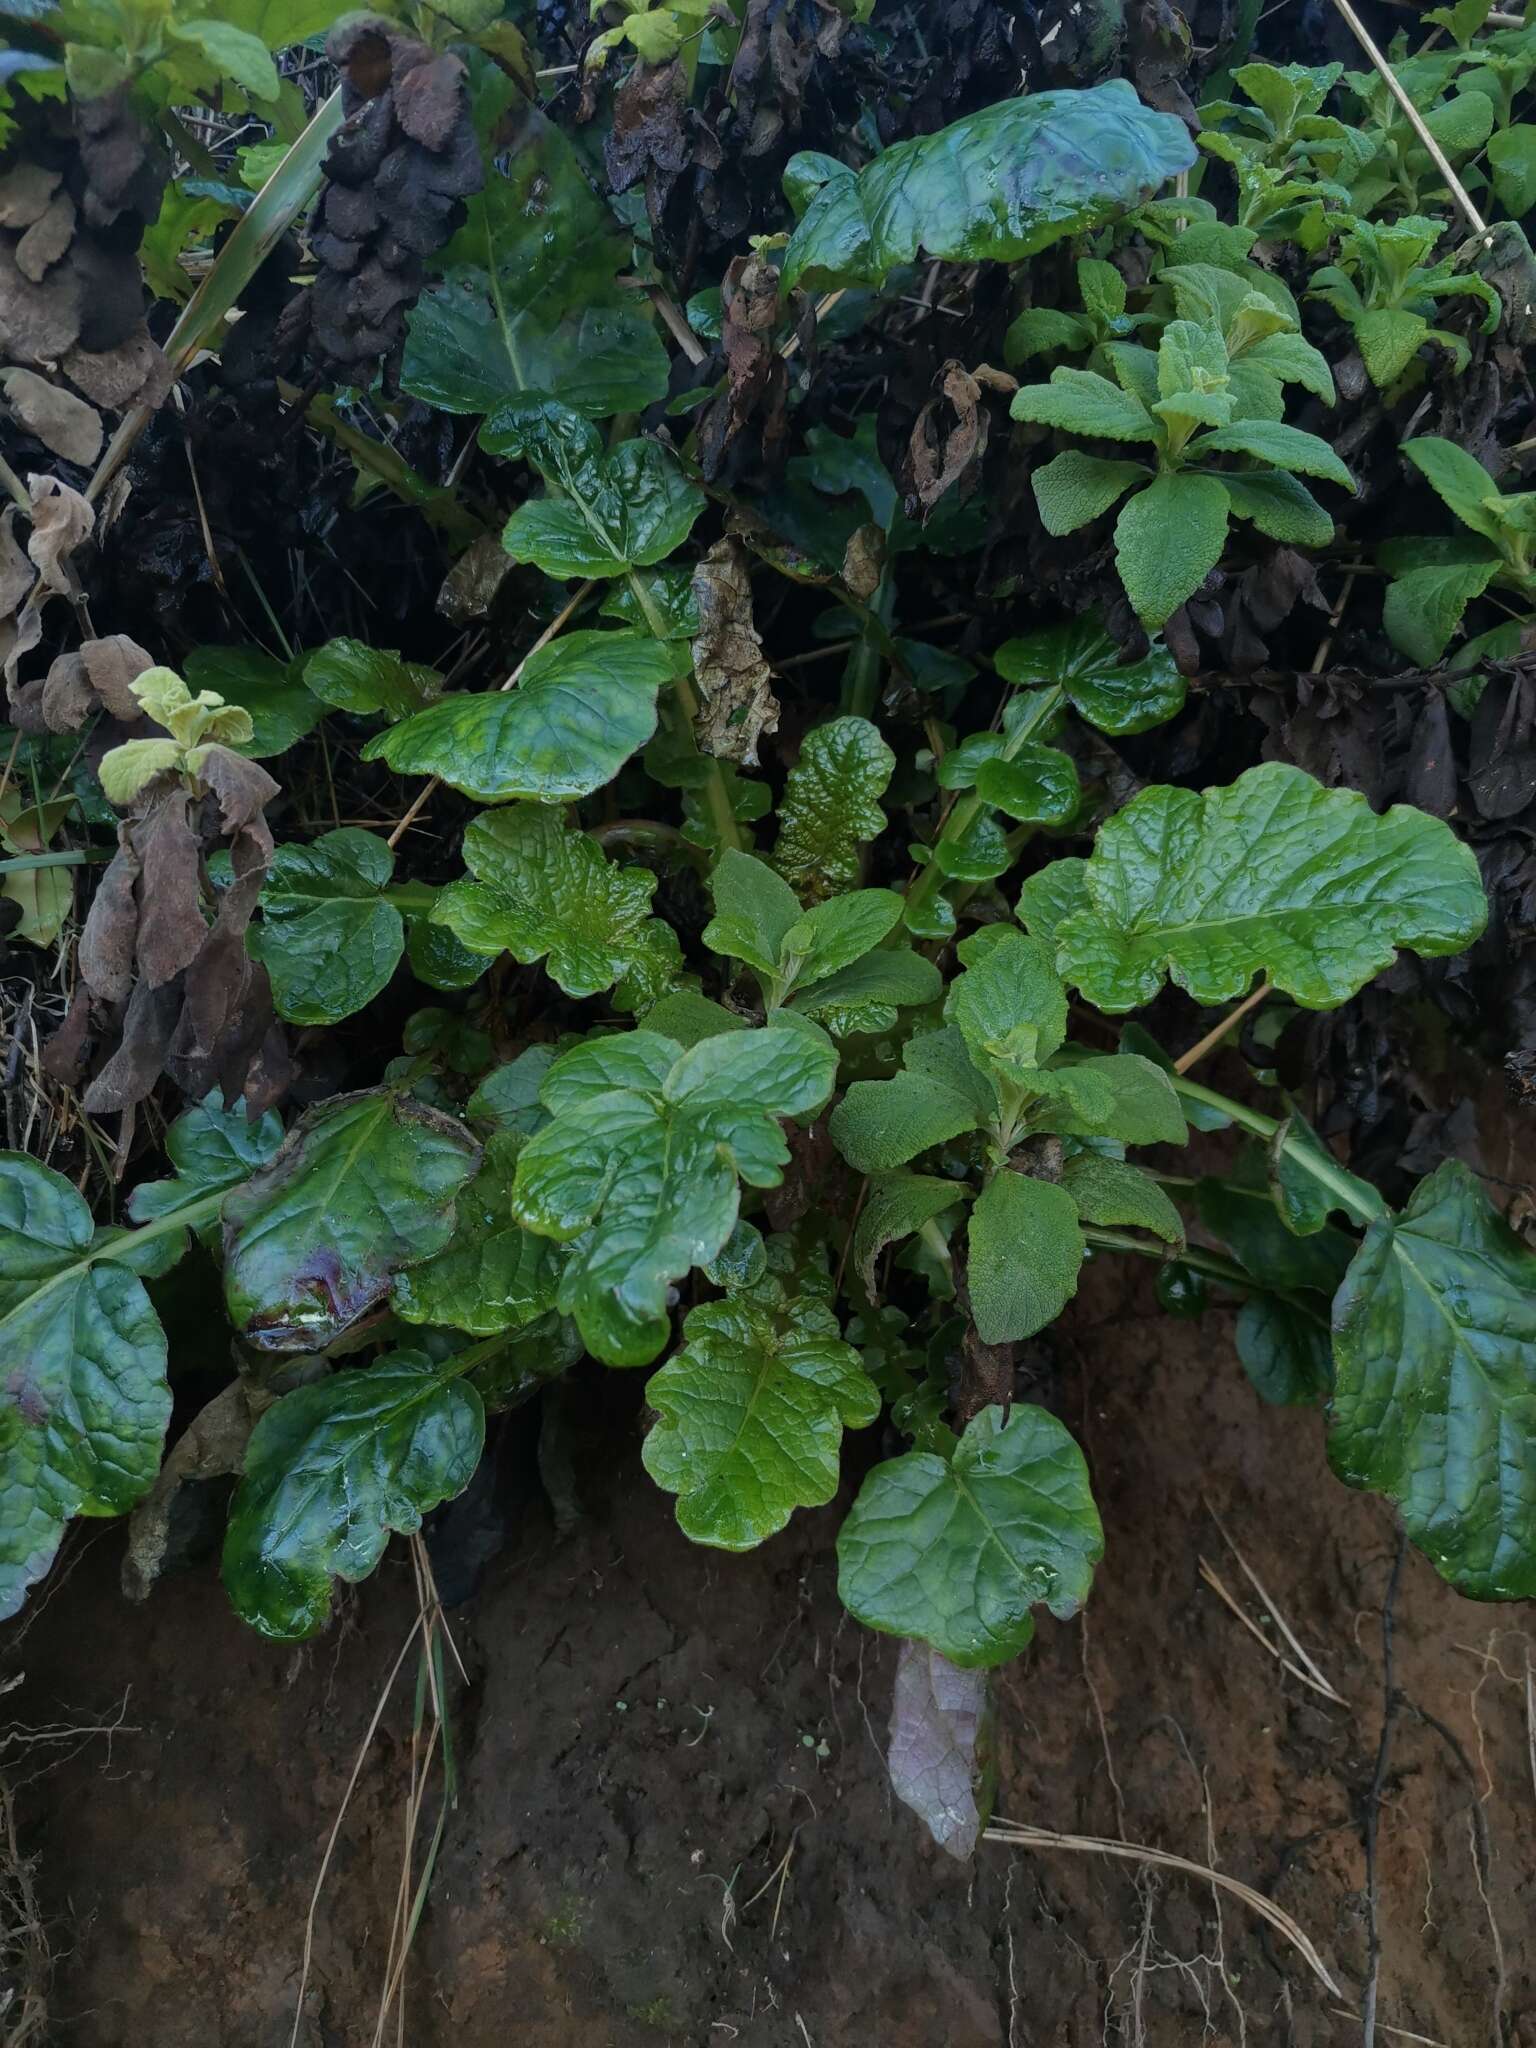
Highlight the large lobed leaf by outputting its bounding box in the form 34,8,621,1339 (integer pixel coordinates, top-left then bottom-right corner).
223,1089,481,1352
837,1403,1103,1667
1330,1161,1536,1599
641,1293,878,1549
513,1023,838,1366
782,83,1195,293
223,1351,485,1640
1020,761,1488,1011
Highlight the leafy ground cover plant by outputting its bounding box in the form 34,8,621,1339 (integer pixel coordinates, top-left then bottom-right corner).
3,0,1536,1936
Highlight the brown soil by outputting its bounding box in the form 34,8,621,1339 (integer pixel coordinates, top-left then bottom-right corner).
8,1255,1536,2048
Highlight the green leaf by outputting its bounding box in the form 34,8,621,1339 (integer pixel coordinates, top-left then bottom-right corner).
302,639,442,723
1011,368,1159,443
248,829,404,1028
1114,473,1230,628
1060,1155,1183,1243
1241,329,1337,404
1382,554,1500,665
1192,419,1354,489
402,78,668,419
1004,306,1094,364
1036,1054,1186,1144
222,1089,481,1353
1041,760,1488,1010
1220,469,1334,546
973,746,1081,824
434,805,664,999
1330,1161,1536,1599
362,631,676,803
1489,124,1536,217
392,1132,562,1336
126,1092,283,1237
704,849,804,976
1193,1167,1354,1292
782,81,1195,293
947,926,1067,1076
1354,307,1429,388
1236,1296,1332,1405
1401,436,1506,544
830,1022,994,1172
167,18,279,101
491,398,704,580
0,1155,171,1618
1032,450,1148,535
183,645,321,760
641,1293,879,1549
773,716,895,899
784,889,905,990
788,946,943,1036
837,1403,1103,1667
467,1047,557,1134
995,618,1186,736
853,1173,971,1293
222,1351,484,1640
967,1173,1084,1343
512,1024,838,1366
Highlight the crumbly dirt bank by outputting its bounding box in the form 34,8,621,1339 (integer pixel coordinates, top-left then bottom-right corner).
10,1256,1535,2048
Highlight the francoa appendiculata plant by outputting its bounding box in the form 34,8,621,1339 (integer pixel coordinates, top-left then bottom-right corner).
2,8,1534,1867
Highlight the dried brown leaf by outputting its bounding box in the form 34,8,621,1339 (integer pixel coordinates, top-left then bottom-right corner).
0,162,60,229
62,325,170,411
79,835,141,1004
841,522,885,602
134,788,207,988
690,535,779,765
0,236,82,364
81,975,180,1114
2,367,103,466
15,189,76,283
25,473,93,592
81,633,153,720
0,508,30,617
122,1381,260,1601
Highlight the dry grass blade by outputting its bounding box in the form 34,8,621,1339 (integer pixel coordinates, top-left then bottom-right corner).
1174,981,1272,1074
983,1819,1342,1998
1198,1558,1348,1704
1328,2010,1450,2047
0,1773,50,2048
1327,0,1488,238
1205,1501,1348,1706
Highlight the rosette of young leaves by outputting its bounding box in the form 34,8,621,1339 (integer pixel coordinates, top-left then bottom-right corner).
1148,263,1336,419
704,850,940,1031
391,1131,563,1337
1308,217,1500,391
362,631,683,803
511,1022,838,1366
780,82,1195,294
183,646,324,761
1344,57,1495,220
641,1289,879,1549
247,829,417,1028
831,929,1183,1343
222,1350,486,1640
837,1403,1104,1667
1019,761,1489,1011
223,1088,481,1352
1012,314,1353,627
402,64,668,418
772,716,895,898
1195,61,1366,249
1379,437,1536,664
1330,1162,1536,1598
432,805,674,1001
486,397,704,581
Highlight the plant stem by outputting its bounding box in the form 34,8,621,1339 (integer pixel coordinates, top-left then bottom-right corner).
625,571,744,855
0,849,100,875
1083,1226,1253,1292
1172,1074,1387,1223
904,684,1065,930
1173,979,1272,1073
841,568,892,718
382,882,438,915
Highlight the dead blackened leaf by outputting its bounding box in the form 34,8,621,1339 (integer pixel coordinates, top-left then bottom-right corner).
438,533,516,623
698,249,805,482
888,1640,994,1861
732,0,847,158
1126,0,1198,128
2,368,104,468
907,361,1013,516
605,58,690,233
691,537,779,766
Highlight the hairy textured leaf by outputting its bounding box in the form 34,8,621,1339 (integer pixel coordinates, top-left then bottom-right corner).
1114,472,1230,628
0,1156,171,1618
1030,762,1488,1010
967,1173,1084,1344
1060,1155,1183,1243
641,1293,878,1548
249,828,405,1027
363,631,677,802
788,946,943,1036
434,805,664,998
703,848,803,976
1031,450,1147,535
222,1352,484,1639
837,1403,1103,1667
782,82,1195,293
513,1024,838,1365
184,645,322,761
773,715,896,898
888,1641,993,1861
489,398,704,580
831,1024,994,1172
1330,1162,1536,1599
854,1173,972,1292
223,1090,480,1352
392,1132,563,1336
402,77,668,417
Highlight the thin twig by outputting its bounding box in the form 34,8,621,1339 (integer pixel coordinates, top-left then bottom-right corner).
983,1820,1343,1998
1204,1501,1349,1705
385,580,595,850
1198,1560,1348,1705
780,291,846,363
1361,1529,1409,2048
1328,0,1488,239
1174,981,1273,1074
